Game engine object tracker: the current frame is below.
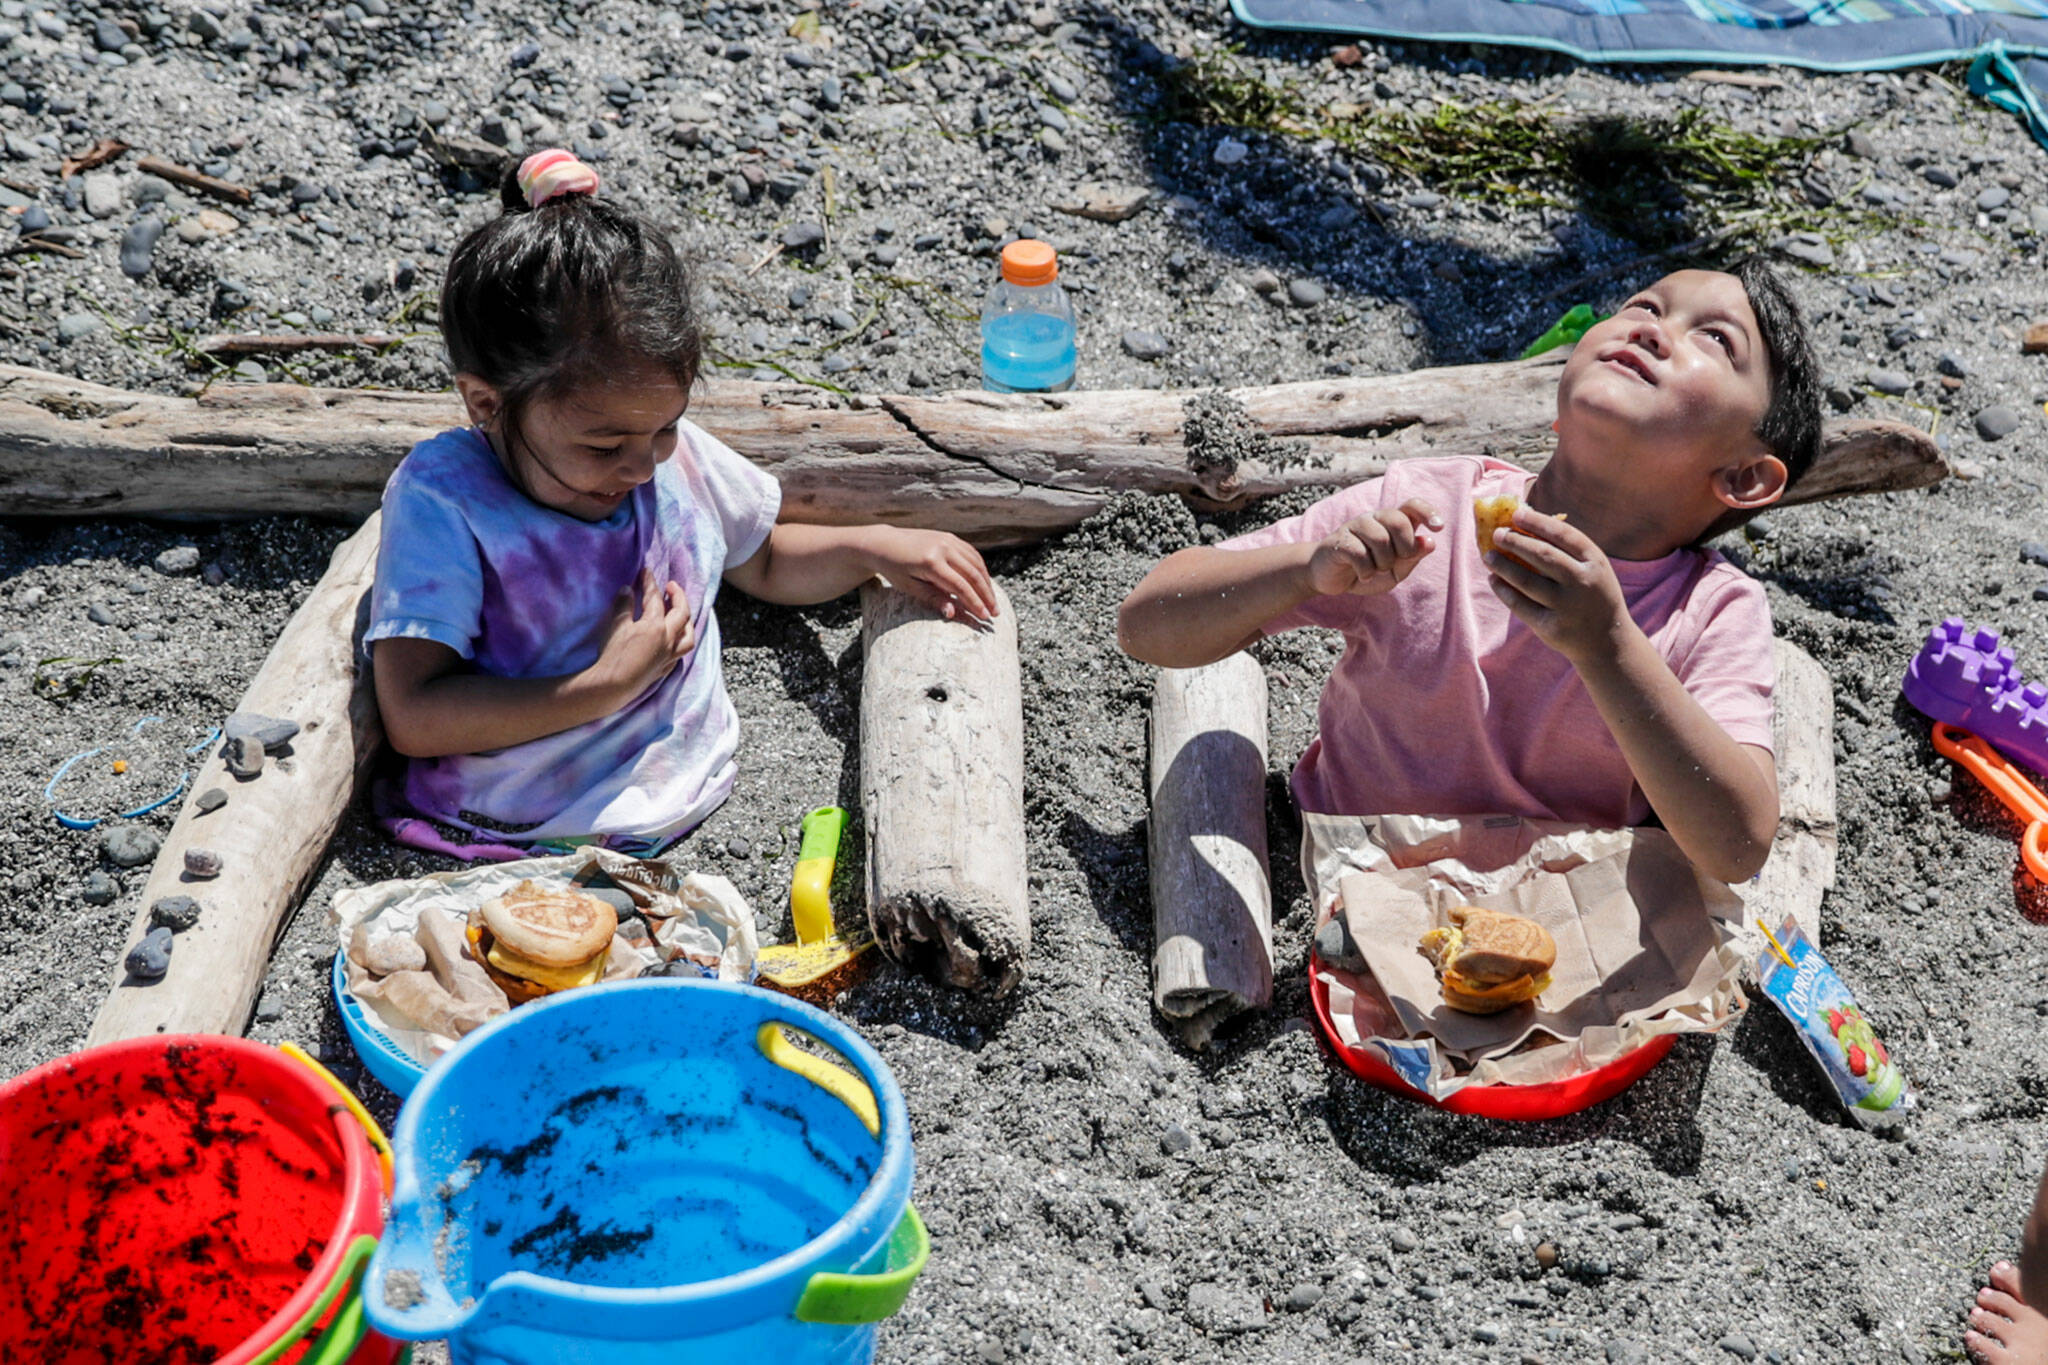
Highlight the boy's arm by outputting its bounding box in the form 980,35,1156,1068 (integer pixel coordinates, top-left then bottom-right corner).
1573,629,1779,882
723,522,998,621
1118,500,1444,669
1488,508,1777,883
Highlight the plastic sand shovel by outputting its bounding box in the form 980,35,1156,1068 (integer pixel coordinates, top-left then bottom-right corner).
1518,303,1605,360
44,715,221,830
1931,720,2048,883
758,806,874,1004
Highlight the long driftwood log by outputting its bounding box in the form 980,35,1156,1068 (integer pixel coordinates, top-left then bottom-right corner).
1149,656,1274,1051
88,514,382,1045
860,581,1029,994
0,358,1947,543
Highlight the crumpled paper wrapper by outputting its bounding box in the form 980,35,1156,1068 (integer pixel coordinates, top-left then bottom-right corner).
1305,812,1748,1100
330,846,759,1069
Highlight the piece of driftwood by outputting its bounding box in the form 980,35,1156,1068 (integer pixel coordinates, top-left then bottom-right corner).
0,360,1949,541
1148,655,1273,1050
860,581,1029,994
195,332,409,357
134,155,253,205
87,515,382,1045
1736,638,1838,964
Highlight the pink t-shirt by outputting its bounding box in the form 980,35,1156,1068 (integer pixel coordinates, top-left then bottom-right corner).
1221,456,1775,827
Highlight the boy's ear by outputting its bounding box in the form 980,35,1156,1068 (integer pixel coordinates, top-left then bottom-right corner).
1712,453,1789,510
453,373,504,429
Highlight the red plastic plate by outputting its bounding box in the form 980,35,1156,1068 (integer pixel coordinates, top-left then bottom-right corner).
1308,952,1676,1121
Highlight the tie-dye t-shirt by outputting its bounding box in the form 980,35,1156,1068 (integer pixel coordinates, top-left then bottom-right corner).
366,420,780,850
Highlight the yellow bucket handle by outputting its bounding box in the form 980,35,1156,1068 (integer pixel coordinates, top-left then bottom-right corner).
280,1041,395,1194
756,1022,879,1138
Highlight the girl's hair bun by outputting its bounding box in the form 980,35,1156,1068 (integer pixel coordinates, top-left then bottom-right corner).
501,148,602,213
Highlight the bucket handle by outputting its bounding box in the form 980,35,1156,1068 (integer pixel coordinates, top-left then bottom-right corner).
756,1021,879,1138
281,1041,395,1193
794,1204,929,1326
245,1233,380,1365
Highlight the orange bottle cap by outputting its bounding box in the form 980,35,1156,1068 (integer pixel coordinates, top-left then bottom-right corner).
1000,238,1058,286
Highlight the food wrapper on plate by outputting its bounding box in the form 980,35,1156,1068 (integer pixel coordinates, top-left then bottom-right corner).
330,846,759,1070
1305,812,1747,1101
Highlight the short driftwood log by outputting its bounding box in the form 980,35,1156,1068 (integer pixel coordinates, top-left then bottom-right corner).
1148,655,1274,1050
1737,638,1838,962
88,514,383,1044
860,581,1029,994
0,358,1948,543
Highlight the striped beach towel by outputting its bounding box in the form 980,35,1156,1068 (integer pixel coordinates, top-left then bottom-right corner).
1230,0,2048,148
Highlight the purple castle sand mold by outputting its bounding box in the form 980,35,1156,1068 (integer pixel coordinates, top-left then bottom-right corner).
1902,617,2048,775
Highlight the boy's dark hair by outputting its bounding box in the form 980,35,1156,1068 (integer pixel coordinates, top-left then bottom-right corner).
440,165,701,446
1701,256,1823,541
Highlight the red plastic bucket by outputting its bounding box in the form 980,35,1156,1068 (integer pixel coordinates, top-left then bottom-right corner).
1308,952,1677,1121
0,1035,401,1365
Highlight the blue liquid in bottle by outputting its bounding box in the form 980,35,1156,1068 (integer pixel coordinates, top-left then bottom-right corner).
981,311,1077,393
980,239,1077,393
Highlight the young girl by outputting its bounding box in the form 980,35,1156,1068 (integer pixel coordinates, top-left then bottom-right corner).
368,149,996,861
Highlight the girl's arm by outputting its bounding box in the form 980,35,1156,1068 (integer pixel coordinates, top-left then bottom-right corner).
723,523,998,620
1118,500,1443,668
375,570,695,758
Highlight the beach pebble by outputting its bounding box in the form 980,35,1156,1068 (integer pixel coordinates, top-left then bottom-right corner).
225,735,265,778
1288,279,1328,308
102,825,161,867
81,871,118,905
225,712,300,751
154,545,201,576
150,895,202,931
1159,1121,1194,1154
1283,1282,1322,1312
1976,405,2021,441
184,848,223,878
254,994,284,1023
1473,1323,1502,1344
1120,329,1170,361
726,836,751,858
120,215,165,279
1212,136,1248,166
1535,1241,1560,1269
782,222,825,250
1865,369,1911,396
1389,1226,1419,1252
195,786,227,814
1717,1334,1758,1360
1606,1341,1649,1365
1977,186,2011,212
126,925,174,980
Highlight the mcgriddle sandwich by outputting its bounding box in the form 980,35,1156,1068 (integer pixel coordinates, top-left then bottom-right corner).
466,880,618,1004
1418,905,1556,1015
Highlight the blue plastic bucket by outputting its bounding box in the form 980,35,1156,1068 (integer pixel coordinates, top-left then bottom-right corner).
362,979,924,1364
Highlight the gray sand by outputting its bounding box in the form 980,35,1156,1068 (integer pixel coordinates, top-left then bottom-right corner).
2,2,2046,1361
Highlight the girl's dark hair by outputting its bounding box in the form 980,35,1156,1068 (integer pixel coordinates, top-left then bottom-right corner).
440,163,701,438
1700,256,1824,542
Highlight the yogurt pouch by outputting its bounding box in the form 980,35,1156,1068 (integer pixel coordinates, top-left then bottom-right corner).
1755,914,1914,1128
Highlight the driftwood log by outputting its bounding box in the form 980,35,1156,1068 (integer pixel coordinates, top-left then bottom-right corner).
860,581,1029,994
1738,638,1838,963
0,359,1947,542
1148,656,1274,1050
88,514,382,1045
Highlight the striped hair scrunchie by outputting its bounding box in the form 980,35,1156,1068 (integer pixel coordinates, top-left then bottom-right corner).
516,148,601,208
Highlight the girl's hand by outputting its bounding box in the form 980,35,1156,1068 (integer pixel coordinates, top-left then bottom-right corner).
866,527,999,622
590,568,696,700
1305,499,1442,597
1485,506,1630,663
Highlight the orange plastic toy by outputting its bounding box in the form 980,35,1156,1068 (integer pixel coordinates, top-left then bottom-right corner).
1931,720,2048,883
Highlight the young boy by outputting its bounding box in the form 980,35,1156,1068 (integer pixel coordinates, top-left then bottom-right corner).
1118,261,1823,884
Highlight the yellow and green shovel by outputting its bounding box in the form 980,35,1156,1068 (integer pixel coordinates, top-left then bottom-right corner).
756,806,875,1004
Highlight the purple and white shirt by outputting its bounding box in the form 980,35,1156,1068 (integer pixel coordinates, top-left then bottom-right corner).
366,419,780,849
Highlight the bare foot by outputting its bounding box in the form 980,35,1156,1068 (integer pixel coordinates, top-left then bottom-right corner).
1968,1261,2048,1365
